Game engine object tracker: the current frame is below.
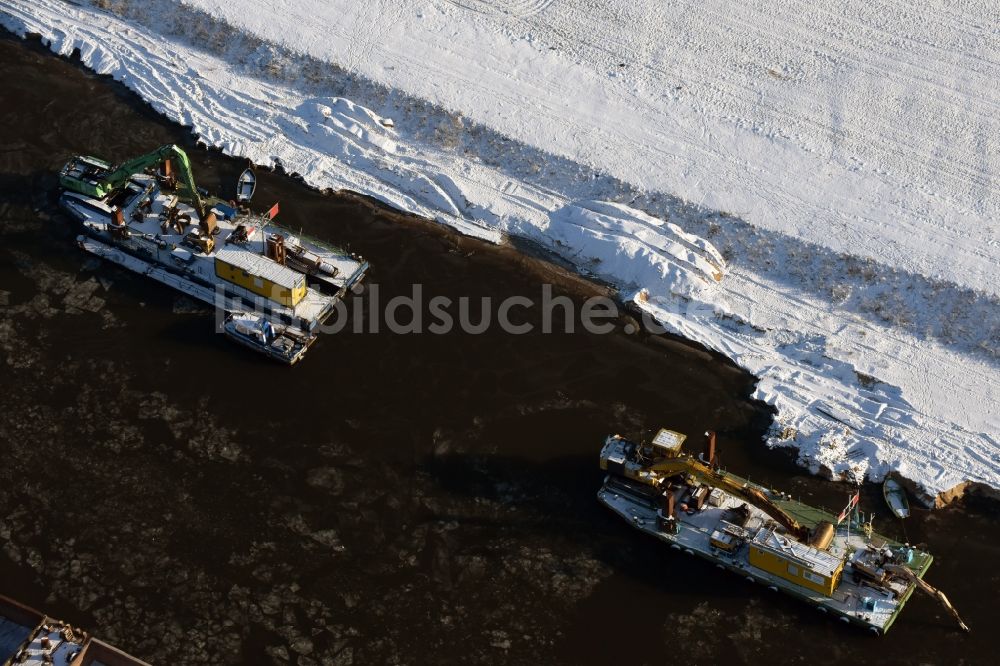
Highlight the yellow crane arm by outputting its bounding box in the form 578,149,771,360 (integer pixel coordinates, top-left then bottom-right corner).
885,564,970,632
628,455,809,540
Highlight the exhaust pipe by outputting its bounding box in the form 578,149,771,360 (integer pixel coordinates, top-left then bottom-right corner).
704,430,717,468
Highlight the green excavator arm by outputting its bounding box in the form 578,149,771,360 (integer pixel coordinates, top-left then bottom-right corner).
60,144,204,219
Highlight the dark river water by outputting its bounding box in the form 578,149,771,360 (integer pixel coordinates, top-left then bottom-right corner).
0,32,996,665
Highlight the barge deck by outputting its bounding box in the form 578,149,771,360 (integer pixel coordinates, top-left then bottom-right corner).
598,429,959,635
60,161,368,363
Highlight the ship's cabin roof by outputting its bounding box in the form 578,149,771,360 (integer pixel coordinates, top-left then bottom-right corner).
216,247,306,290
651,428,686,455
751,526,843,576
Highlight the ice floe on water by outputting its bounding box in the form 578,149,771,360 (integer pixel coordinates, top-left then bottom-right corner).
1,0,997,504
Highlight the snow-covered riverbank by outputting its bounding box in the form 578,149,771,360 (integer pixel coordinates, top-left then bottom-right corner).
2,0,996,504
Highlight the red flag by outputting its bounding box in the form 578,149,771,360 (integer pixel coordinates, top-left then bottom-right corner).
836,491,860,524
267,202,280,220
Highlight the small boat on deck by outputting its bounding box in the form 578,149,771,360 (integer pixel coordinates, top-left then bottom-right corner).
223,311,312,365
236,167,256,204
883,478,911,518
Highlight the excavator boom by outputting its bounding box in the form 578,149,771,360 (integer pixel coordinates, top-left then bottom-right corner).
59,144,204,219
885,564,970,632
646,456,808,540
601,430,809,540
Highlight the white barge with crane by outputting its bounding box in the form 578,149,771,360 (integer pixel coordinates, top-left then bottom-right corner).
57,144,368,364
599,428,969,635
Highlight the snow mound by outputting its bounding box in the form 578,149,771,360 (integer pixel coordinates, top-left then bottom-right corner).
547,201,724,297
300,98,398,155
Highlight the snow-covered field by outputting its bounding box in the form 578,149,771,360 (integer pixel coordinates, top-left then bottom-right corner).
2,0,997,504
